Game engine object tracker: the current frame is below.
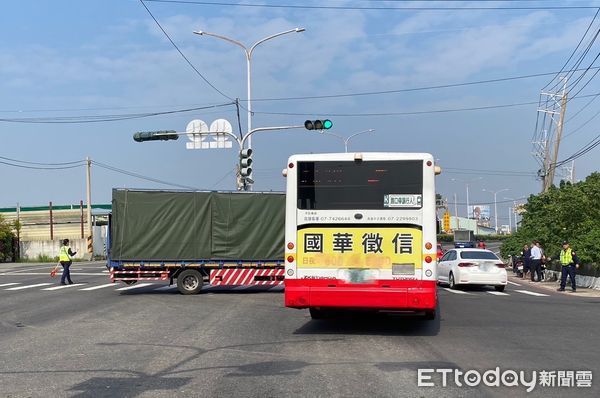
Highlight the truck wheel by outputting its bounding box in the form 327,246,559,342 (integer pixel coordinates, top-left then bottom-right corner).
177,269,203,295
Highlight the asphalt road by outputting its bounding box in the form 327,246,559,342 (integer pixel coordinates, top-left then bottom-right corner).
0,262,598,398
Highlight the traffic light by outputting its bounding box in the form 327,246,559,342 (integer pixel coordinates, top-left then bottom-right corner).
239,148,253,178
133,130,179,142
304,119,333,130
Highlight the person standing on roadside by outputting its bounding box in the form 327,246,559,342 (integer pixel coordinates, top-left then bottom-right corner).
59,239,77,285
521,244,531,279
530,240,543,282
556,241,580,292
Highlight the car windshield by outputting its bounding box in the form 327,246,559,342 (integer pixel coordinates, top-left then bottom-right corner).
460,251,499,260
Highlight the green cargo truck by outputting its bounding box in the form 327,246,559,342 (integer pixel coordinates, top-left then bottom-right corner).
108,189,285,294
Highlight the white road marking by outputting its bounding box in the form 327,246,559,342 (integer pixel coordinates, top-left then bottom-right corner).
0,283,20,287
6,283,52,290
442,288,472,295
42,283,85,291
507,281,521,286
116,283,154,291
487,291,510,296
515,290,549,297
79,283,115,291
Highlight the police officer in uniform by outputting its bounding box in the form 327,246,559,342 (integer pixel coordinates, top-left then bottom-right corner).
59,239,77,285
557,240,580,292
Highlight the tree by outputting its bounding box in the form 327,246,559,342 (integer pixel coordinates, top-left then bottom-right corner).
501,172,600,265
0,214,16,262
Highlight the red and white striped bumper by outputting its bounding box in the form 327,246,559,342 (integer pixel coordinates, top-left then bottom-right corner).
210,268,285,286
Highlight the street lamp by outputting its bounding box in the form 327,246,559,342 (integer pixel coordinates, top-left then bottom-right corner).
482,188,510,233
316,129,375,152
450,177,482,218
193,28,305,150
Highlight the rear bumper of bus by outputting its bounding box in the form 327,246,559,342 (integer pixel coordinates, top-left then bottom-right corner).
284,279,437,311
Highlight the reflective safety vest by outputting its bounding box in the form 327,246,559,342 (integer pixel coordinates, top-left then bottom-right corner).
59,246,71,262
560,248,573,265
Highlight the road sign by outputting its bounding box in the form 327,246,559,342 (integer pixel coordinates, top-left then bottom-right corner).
443,211,450,232
186,119,234,149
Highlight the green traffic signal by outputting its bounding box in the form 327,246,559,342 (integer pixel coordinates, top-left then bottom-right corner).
304,119,332,131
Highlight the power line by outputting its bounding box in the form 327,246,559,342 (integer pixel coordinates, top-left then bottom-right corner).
255,92,600,117
564,107,600,138
139,0,234,101
0,156,85,166
553,132,600,167
248,67,600,102
542,8,600,91
92,160,200,190
254,100,539,117
0,103,234,124
0,160,84,170
143,0,600,11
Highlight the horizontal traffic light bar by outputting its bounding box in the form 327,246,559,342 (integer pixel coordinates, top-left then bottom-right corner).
304,119,332,130
133,130,179,142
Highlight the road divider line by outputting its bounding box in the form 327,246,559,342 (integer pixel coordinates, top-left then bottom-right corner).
0,283,20,287
487,291,510,296
116,283,154,291
6,283,52,290
442,288,472,295
515,290,549,297
507,281,521,286
79,283,115,291
42,283,85,291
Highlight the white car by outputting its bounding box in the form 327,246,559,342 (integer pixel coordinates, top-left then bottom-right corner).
437,248,508,291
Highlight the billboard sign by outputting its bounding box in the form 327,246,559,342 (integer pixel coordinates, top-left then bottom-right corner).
468,205,490,221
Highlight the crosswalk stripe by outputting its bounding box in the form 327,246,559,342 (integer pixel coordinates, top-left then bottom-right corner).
116,283,154,291
79,283,115,291
42,283,85,291
507,281,521,286
442,288,472,295
6,283,52,290
487,291,510,296
515,290,549,297
0,283,20,288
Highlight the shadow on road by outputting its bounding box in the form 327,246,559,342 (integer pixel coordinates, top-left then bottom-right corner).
293,305,441,337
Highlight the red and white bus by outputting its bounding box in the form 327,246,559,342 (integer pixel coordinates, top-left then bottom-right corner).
284,152,440,319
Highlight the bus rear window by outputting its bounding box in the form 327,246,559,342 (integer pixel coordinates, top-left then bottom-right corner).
297,160,423,210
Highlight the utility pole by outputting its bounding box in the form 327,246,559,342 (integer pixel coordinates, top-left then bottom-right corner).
535,78,568,192
547,83,568,189
86,157,93,259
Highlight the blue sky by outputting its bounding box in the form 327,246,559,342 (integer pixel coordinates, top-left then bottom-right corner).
1,0,599,226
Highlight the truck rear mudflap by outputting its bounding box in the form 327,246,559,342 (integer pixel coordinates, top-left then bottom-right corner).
285,279,436,310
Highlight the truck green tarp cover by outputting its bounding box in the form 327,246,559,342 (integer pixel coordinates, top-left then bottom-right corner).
110,189,285,261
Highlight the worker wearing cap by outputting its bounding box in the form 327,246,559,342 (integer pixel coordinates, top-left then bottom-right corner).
59,239,77,285
557,240,580,292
